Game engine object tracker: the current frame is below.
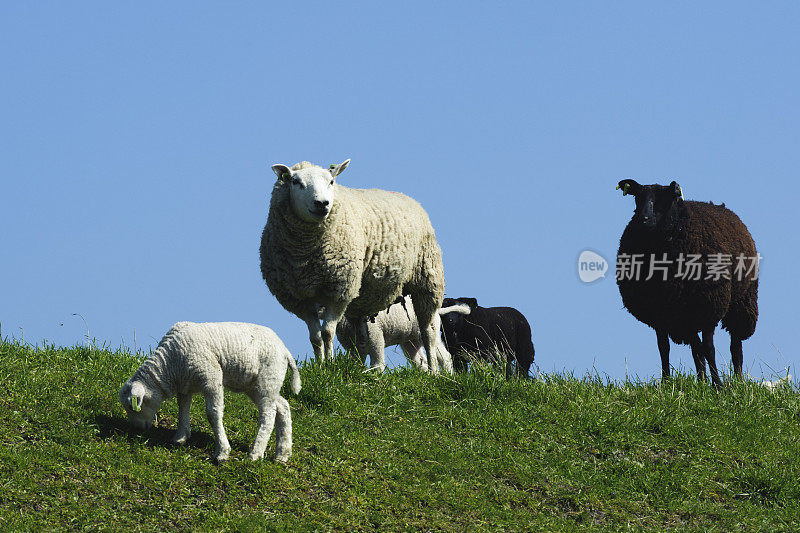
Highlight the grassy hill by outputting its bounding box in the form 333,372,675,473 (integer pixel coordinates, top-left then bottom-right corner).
1,339,799,531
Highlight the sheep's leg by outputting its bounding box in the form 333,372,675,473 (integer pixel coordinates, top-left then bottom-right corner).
203,388,230,463
273,396,293,463
366,330,386,372
730,335,744,378
702,327,723,388
505,346,516,379
656,329,671,380
302,313,325,362
689,333,707,382
411,300,440,374
453,352,468,373
433,314,454,374
401,341,428,371
172,393,193,445
248,394,277,461
320,302,347,362
435,342,454,374
418,322,440,374
339,322,367,364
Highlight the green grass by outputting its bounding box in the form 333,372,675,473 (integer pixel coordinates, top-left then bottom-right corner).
1,339,799,531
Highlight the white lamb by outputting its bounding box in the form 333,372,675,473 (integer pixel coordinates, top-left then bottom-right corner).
260,159,446,372
119,321,301,463
337,296,468,373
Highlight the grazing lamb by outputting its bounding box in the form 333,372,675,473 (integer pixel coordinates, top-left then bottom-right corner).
616,179,759,386
760,374,791,392
336,296,465,373
260,159,446,372
439,297,535,378
119,321,301,463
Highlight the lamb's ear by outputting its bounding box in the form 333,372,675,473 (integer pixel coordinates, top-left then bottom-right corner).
329,159,350,179
130,382,145,412
617,179,641,197
272,164,292,181
670,181,684,200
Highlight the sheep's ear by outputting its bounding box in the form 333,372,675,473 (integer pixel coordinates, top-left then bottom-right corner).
458,297,479,309
130,382,145,412
617,179,641,197
670,181,684,200
329,159,350,179
272,164,292,181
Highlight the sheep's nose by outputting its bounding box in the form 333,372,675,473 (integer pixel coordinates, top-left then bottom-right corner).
314,200,330,209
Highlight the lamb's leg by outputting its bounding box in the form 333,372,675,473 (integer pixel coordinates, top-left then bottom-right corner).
702,327,723,388
248,394,278,461
366,330,386,372
203,388,230,463
401,341,428,371
730,335,744,378
689,333,707,382
172,393,193,445
273,396,293,463
656,329,671,381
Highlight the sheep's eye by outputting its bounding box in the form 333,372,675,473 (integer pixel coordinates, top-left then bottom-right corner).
329,180,334,186
292,178,303,188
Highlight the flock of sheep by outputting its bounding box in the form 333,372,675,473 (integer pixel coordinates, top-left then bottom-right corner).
119,160,760,463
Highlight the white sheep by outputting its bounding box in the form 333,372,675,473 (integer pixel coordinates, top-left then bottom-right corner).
260,159,446,372
119,321,301,463
337,296,468,373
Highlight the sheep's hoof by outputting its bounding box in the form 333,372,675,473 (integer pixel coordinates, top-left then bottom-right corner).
212,449,231,464
172,432,191,445
247,452,264,462
274,453,291,463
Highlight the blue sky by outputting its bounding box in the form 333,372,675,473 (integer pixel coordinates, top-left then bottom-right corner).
2,2,798,380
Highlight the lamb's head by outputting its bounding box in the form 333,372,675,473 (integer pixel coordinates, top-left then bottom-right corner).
439,297,475,343
617,179,684,230
271,159,350,223
119,380,164,430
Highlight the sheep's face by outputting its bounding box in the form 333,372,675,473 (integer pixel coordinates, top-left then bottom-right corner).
617,179,683,230
119,380,163,430
440,297,474,345
272,160,350,223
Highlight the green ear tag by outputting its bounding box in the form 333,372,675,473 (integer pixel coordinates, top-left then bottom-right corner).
679,186,684,200
282,173,289,179
132,396,141,412
330,164,336,169
622,183,630,195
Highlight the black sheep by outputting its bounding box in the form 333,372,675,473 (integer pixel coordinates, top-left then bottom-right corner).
439,297,535,378
616,179,759,386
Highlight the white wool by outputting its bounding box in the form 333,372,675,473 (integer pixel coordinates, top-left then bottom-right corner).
337,295,454,373
439,303,471,316
260,159,446,372
119,321,301,463
760,375,792,392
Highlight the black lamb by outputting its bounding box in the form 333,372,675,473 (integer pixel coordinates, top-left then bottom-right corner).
439,297,535,378
616,179,759,386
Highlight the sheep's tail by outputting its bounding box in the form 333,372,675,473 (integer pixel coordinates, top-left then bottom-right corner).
286,352,302,395
438,303,471,316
